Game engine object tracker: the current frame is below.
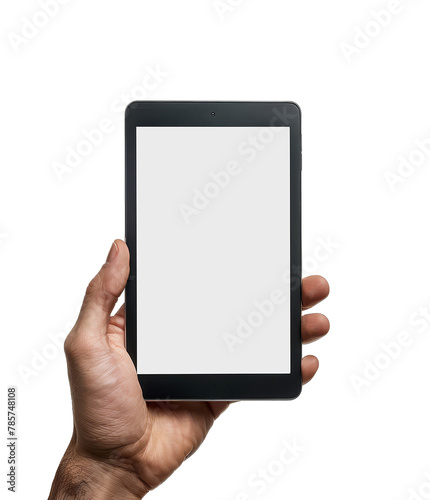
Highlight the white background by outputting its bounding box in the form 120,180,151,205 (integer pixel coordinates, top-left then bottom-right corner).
1,0,430,498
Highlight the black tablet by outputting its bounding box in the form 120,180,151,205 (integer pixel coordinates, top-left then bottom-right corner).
125,101,302,400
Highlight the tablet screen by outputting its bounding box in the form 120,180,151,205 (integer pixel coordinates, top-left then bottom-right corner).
136,126,290,374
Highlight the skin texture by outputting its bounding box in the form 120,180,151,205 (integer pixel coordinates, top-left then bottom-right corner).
48,239,330,499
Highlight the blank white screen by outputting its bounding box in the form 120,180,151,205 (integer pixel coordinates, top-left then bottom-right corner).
136,126,290,374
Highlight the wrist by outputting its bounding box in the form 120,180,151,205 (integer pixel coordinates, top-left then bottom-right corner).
48,436,149,500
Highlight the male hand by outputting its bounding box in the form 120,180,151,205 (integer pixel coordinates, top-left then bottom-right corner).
48,239,330,499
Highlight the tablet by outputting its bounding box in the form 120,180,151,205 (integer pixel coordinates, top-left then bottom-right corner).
125,101,302,400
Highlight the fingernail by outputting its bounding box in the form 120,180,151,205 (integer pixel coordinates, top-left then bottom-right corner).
106,241,118,263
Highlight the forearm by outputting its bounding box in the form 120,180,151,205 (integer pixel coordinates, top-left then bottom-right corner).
48,437,148,500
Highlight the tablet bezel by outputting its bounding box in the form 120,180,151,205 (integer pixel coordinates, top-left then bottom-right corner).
125,101,302,400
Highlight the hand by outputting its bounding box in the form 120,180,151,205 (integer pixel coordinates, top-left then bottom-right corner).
48,239,330,499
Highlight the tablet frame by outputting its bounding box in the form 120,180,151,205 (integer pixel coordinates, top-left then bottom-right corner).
125,101,302,400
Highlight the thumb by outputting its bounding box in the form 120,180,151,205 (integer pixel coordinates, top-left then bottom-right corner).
75,239,130,338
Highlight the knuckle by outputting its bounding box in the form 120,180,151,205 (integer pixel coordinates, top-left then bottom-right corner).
63,332,78,358
85,272,103,298
64,329,98,361
63,325,90,358
84,270,119,313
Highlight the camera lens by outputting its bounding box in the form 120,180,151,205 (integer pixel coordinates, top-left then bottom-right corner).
211,112,216,116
